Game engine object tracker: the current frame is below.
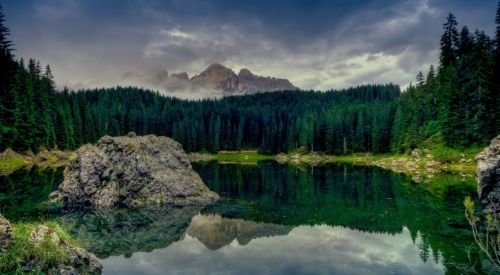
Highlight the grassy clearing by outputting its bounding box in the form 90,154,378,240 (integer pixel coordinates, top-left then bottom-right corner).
0,220,76,274
0,155,29,174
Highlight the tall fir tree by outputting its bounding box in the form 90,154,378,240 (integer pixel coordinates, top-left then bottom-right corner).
440,13,459,68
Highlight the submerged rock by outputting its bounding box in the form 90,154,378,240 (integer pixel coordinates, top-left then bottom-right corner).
51,134,218,210
0,213,12,253
476,135,500,217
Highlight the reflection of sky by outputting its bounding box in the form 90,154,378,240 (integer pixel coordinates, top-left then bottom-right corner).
101,222,444,275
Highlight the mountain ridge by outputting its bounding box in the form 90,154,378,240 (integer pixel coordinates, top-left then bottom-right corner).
123,63,299,95
184,63,300,94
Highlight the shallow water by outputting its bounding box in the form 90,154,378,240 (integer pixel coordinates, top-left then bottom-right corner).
0,162,486,274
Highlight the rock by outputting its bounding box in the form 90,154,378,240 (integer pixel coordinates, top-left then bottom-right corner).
51,134,218,210
411,149,422,158
67,247,102,274
57,265,79,275
191,63,239,92
27,225,103,274
476,135,500,217
190,63,299,94
0,213,12,252
170,72,189,81
28,225,50,245
237,68,299,93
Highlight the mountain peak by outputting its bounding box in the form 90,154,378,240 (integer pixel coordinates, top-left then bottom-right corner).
191,63,238,92
238,68,253,77
123,63,300,95
191,63,299,94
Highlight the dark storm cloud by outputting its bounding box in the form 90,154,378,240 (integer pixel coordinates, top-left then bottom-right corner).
1,0,497,94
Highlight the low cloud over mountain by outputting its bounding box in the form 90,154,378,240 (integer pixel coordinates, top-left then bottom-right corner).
122,63,299,98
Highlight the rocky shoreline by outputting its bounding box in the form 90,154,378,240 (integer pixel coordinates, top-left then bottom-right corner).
475,136,500,217
1,213,102,274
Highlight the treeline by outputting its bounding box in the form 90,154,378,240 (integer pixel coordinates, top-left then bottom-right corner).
0,4,498,155
392,11,500,151
0,84,400,154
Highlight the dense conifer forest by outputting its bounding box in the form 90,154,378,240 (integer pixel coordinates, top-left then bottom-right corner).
0,4,498,155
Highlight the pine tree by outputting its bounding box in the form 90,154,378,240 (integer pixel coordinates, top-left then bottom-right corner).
440,13,459,68
0,4,16,149
493,0,500,137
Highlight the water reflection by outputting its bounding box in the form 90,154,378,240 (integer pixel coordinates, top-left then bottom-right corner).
56,207,203,258
186,214,292,250
0,166,63,220
0,162,485,274
102,216,444,275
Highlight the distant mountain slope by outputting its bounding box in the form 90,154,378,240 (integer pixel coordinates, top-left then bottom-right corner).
123,63,299,95
188,63,299,94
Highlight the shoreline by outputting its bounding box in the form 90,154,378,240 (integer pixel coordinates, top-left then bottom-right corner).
188,149,478,182
0,149,73,175
1,147,478,181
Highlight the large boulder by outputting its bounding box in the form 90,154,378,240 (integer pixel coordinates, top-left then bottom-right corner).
0,213,12,253
476,135,500,217
51,134,218,210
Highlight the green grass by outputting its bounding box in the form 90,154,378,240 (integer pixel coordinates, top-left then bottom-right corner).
328,153,395,164
420,132,482,163
214,151,274,163
0,220,76,274
0,156,29,173
426,145,481,163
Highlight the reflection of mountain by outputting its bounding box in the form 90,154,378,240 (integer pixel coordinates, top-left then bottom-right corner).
186,214,292,250
57,206,202,258
193,161,482,274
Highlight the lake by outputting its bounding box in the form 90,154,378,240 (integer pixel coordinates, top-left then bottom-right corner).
0,161,485,274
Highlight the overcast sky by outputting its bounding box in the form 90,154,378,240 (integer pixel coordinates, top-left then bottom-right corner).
2,0,497,94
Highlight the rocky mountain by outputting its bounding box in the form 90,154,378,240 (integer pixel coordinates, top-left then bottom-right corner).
188,63,299,94
190,63,239,92
122,63,299,96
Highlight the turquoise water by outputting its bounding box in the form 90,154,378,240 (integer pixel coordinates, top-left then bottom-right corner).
0,162,486,274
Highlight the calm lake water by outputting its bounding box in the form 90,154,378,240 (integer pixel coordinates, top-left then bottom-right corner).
0,161,486,274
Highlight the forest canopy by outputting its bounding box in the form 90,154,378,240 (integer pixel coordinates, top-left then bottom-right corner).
0,4,498,155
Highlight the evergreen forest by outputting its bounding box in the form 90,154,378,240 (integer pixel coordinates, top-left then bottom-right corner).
0,4,498,155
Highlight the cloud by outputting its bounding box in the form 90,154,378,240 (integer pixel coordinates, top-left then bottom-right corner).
2,0,497,97
98,223,444,275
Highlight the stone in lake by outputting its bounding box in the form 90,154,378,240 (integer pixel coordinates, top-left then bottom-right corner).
50,134,218,210
476,135,500,217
